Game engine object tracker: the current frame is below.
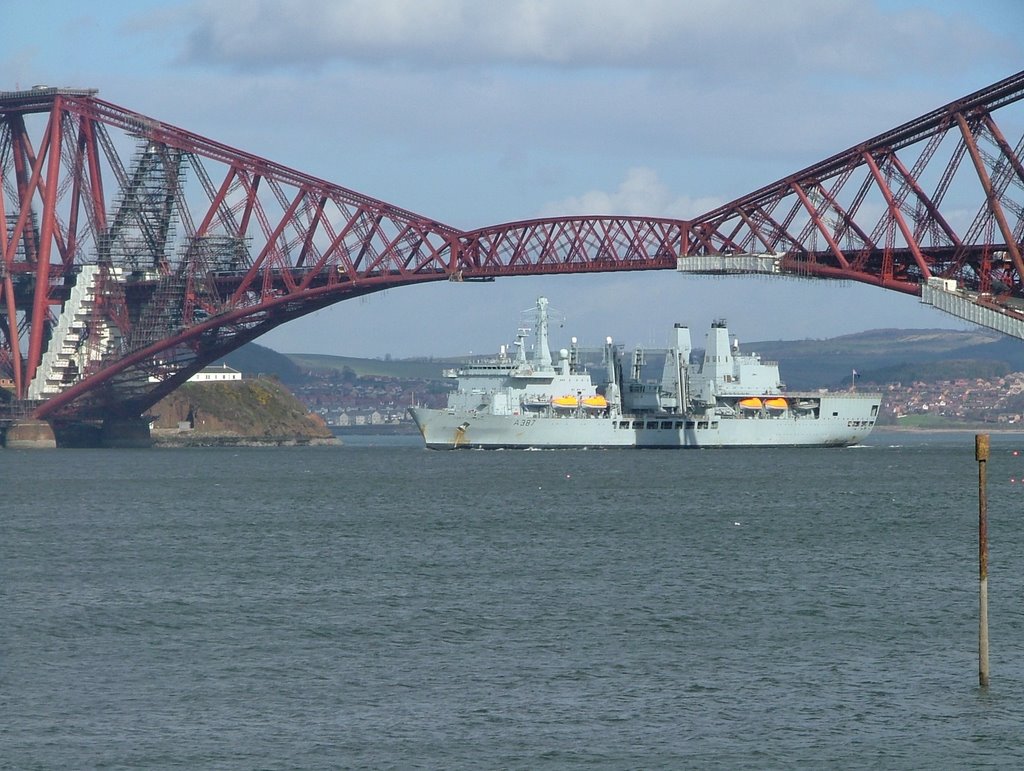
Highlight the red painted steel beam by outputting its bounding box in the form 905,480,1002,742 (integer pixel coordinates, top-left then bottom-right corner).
887,152,961,249
861,150,932,279
457,217,686,277
688,70,1024,298
790,181,851,270
25,101,64,386
31,272,447,420
57,94,455,232
0,125,23,396
957,112,1024,278
2,87,466,415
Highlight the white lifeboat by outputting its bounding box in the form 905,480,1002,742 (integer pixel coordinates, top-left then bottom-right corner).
522,394,550,407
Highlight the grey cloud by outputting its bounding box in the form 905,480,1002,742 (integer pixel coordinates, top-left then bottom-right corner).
177,0,1009,78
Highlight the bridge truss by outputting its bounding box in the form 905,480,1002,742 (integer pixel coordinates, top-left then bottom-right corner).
1,71,1022,425
682,71,1024,301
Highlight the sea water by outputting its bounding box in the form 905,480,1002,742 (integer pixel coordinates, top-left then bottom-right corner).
3,431,1024,768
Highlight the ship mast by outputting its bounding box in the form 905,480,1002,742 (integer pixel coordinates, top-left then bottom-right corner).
533,297,553,370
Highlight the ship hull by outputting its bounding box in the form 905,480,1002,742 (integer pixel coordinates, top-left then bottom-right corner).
409,394,880,450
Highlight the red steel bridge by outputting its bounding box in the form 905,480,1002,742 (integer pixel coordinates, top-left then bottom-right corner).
1,71,1023,438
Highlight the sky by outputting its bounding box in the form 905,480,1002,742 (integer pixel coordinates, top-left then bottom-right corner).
2,0,1023,357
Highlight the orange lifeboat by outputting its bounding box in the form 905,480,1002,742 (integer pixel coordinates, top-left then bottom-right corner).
582,395,608,410
765,397,788,410
551,395,579,408
738,397,763,410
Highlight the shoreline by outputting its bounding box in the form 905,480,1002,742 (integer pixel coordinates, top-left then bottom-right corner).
151,431,339,448
874,425,1024,434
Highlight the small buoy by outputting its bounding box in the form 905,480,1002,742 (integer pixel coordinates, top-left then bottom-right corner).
566,473,571,479
733,521,741,526
1014,450,1020,457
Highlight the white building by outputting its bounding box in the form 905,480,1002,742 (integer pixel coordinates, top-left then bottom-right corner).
188,364,242,383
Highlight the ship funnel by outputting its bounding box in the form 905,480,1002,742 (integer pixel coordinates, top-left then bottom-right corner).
670,323,691,361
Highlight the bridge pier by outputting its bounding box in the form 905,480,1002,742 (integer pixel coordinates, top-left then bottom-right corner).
101,417,153,448
3,420,58,449
1,416,153,448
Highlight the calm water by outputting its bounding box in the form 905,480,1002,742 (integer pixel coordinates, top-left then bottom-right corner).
4,431,1024,768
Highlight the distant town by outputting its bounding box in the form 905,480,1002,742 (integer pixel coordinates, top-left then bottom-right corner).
291,370,446,429
882,373,1024,427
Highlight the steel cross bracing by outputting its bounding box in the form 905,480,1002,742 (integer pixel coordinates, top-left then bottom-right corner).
681,71,1024,300
0,88,462,421
1,72,1022,424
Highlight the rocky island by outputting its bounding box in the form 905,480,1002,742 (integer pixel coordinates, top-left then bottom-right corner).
149,378,337,447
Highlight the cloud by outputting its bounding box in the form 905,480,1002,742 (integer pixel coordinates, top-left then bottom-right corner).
538,167,722,219
178,0,1016,80
148,0,1022,220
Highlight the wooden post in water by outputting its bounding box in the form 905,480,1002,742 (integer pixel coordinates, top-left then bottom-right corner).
976,433,990,688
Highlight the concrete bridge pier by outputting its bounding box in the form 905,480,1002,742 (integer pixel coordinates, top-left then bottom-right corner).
101,417,153,448
2,416,152,448
3,419,58,449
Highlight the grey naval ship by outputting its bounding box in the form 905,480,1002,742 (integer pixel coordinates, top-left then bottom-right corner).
408,297,881,449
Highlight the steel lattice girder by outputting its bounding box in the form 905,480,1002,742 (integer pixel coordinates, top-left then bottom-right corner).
685,71,1024,295
1,71,1023,422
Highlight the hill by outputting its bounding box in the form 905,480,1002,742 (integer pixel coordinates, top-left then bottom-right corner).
214,344,306,384
739,328,1014,389
224,327,1024,391
150,379,335,446
284,353,456,380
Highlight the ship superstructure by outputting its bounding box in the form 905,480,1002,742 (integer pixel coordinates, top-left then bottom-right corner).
409,298,881,449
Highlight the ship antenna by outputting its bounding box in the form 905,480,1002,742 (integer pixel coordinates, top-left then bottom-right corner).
514,328,528,366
